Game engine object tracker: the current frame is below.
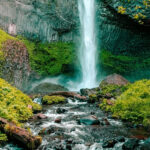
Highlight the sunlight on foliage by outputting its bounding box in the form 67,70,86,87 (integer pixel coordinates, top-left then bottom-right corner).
117,0,150,24
0,78,41,125
111,79,150,126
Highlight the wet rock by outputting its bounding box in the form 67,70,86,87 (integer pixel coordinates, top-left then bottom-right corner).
66,144,72,150
70,128,75,132
100,73,129,86
91,112,95,115
55,118,62,124
85,143,92,147
66,138,73,144
122,139,139,150
80,88,99,96
116,136,125,142
78,115,100,125
102,139,117,148
56,108,67,114
32,113,47,120
101,118,110,126
39,126,65,136
140,138,150,150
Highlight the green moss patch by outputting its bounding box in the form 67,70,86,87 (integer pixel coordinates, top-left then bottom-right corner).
20,37,77,76
99,83,128,98
0,78,41,125
42,95,66,105
100,50,150,75
103,79,150,127
0,132,7,145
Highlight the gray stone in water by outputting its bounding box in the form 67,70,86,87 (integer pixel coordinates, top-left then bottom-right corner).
122,139,139,150
140,138,150,150
102,139,117,148
56,108,67,114
78,115,100,125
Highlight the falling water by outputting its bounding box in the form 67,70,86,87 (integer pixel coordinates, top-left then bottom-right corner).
78,0,97,89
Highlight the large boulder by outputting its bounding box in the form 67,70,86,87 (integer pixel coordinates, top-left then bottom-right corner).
100,74,129,86
29,82,68,95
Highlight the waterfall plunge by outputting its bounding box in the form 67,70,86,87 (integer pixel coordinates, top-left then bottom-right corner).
78,0,97,89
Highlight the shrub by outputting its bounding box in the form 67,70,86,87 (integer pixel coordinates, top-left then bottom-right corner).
0,78,41,125
0,132,7,145
100,50,150,75
42,95,66,105
111,79,150,126
98,83,128,98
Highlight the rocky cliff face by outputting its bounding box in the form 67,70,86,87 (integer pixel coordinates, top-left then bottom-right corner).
0,0,78,42
96,0,150,55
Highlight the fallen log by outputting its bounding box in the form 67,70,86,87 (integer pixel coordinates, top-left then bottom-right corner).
49,91,87,100
0,117,42,150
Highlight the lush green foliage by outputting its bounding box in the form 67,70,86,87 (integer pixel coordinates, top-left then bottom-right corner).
100,50,150,74
0,132,7,144
20,37,76,76
99,82,128,97
0,30,77,76
42,95,66,105
0,78,41,125
111,80,150,126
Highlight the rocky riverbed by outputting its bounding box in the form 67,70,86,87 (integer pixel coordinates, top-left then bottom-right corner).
1,97,150,150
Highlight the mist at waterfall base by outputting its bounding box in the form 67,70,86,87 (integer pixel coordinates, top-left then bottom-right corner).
30,0,100,91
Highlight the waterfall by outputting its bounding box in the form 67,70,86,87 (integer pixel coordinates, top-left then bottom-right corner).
78,0,97,89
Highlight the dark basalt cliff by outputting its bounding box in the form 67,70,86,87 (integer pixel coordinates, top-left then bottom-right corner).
97,0,150,55
0,0,150,54
0,0,78,42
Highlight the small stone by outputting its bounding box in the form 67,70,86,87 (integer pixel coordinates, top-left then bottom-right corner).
37,113,47,119
102,139,117,148
55,118,61,123
56,108,67,114
116,136,125,142
102,118,110,125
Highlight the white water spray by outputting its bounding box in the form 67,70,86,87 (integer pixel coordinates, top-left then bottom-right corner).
78,0,97,89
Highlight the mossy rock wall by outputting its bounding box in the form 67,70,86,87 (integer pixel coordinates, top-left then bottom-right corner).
0,29,77,90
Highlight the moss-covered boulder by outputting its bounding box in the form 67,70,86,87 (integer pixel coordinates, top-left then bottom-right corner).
30,82,68,95
0,29,31,90
42,95,66,105
0,78,41,125
98,74,129,98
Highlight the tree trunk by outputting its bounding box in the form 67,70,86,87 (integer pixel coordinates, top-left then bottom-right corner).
0,117,42,150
